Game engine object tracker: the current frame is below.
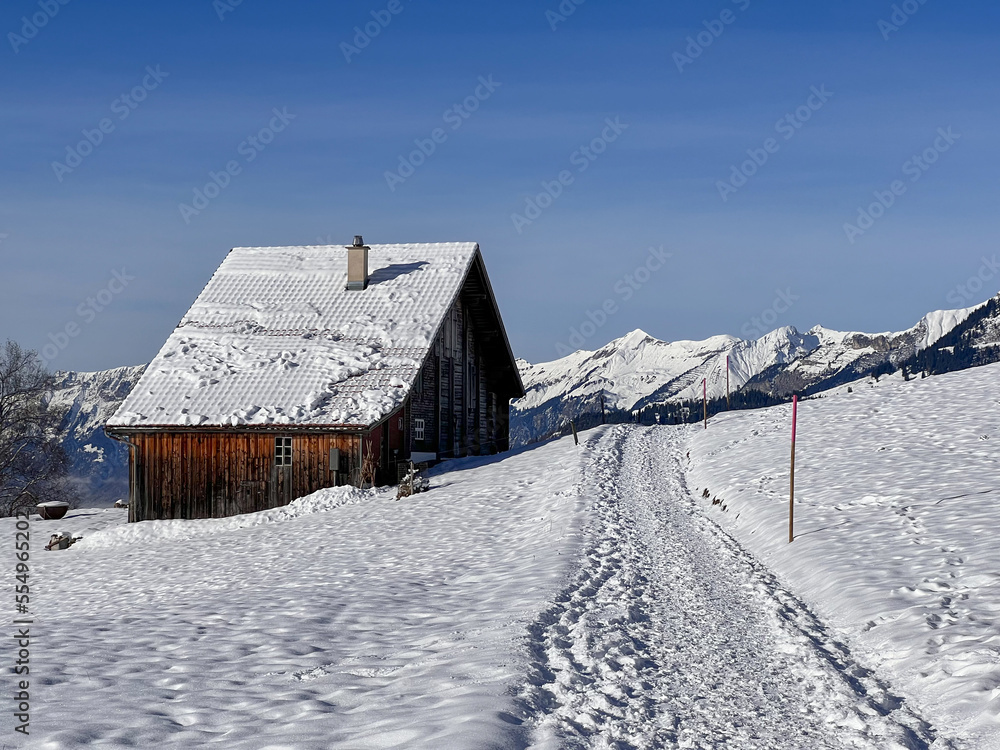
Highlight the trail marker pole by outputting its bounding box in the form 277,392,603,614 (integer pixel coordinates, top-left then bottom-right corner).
702,378,707,429
570,420,578,445
789,395,798,544
725,356,730,409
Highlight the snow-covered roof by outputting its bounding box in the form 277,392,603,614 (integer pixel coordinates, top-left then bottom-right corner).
107,243,481,429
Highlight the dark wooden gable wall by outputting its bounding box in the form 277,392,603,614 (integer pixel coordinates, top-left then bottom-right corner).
406,256,519,460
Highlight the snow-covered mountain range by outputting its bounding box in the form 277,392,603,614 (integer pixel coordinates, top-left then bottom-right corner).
48,365,146,505
512,296,998,445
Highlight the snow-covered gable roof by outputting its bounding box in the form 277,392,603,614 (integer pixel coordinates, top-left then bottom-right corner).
107,243,481,429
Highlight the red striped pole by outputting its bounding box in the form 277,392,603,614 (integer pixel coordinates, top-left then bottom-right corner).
789,395,798,543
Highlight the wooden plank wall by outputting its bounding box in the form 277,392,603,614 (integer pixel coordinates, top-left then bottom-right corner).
130,431,360,522
407,293,508,460
385,409,405,482
409,353,438,455
452,303,465,458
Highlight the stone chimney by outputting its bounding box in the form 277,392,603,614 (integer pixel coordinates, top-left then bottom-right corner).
346,235,369,291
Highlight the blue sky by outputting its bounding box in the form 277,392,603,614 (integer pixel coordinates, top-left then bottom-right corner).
3,0,999,370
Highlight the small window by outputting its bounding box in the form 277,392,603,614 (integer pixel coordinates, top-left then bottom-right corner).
414,419,425,441
275,437,292,466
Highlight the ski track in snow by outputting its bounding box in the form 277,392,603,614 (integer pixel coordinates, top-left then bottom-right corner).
521,425,954,749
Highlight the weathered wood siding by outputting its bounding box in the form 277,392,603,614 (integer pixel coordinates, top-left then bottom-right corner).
128,431,360,522
408,353,438,455
359,409,407,485
406,294,510,460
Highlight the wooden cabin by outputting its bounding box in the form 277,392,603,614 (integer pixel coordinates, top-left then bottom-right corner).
105,238,523,522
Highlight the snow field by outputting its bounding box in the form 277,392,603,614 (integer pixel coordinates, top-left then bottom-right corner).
688,362,1000,748
5,437,587,749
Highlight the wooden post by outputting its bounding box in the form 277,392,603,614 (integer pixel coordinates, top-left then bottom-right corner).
600,392,606,424
702,378,707,429
570,420,578,445
726,355,730,410
789,395,798,544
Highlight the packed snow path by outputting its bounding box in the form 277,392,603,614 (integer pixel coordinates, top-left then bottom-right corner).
522,425,953,749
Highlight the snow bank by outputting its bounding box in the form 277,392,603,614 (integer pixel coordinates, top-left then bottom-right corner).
75,485,378,550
